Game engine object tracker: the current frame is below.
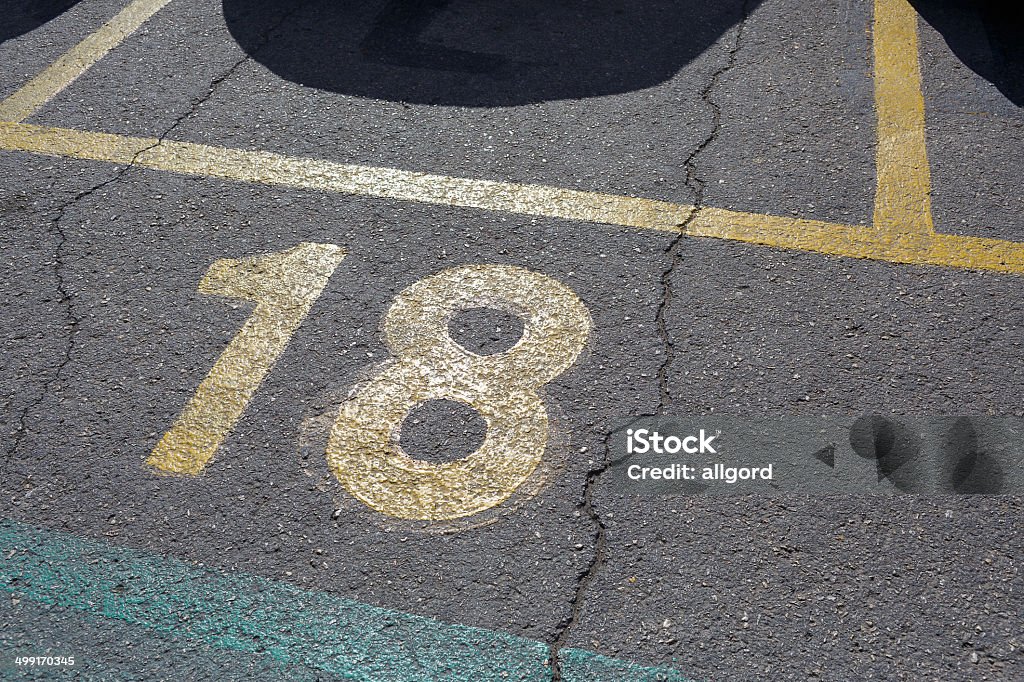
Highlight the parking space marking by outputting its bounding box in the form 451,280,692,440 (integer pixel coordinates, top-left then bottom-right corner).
0,120,693,229
0,519,689,681
0,0,173,123
0,0,1019,273
873,0,934,236
1,120,1022,274
0,2,1019,676
688,206,1023,273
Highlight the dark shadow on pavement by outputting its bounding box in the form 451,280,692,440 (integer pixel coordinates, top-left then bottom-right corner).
909,0,1023,106
0,0,80,45
223,0,758,106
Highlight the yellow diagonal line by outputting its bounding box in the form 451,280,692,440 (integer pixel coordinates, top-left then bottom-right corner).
0,121,693,231
1,121,1021,274
0,0,173,123
873,0,934,236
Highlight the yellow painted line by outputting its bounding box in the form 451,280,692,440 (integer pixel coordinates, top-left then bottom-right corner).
0,121,692,231
0,0,1012,275
1,121,1021,274
0,0,173,123
691,207,1024,273
872,0,934,236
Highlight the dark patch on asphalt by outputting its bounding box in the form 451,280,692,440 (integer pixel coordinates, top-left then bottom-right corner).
849,414,928,490
850,415,1008,494
939,416,1006,494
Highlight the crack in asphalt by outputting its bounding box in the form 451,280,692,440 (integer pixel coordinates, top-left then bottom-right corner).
152,0,312,152
4,4,306,464
548,429,613,681
547,5,752,678
5,164,147,463
657,0,752,411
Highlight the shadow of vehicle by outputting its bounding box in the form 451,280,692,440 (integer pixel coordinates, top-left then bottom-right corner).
909,0,1023,106
223,0,757,106
0,0,80,46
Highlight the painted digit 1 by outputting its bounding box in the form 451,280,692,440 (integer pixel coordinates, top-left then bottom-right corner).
147,242,346,475
326,265,591,520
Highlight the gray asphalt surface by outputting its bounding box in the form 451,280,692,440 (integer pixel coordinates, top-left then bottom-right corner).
1,0,1022,680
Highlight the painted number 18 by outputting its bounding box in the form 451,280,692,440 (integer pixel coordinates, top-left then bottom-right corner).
147,243,591,521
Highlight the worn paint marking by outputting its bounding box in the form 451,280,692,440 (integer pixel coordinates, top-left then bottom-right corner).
872,0,934,236
0,0,174,123
328,265,591,520
1,121,1021,274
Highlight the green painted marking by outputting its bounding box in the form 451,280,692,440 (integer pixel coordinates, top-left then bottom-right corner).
0,520,690,681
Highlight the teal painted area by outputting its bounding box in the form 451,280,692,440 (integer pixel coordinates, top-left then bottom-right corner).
0,519,689,681
1,597,335,681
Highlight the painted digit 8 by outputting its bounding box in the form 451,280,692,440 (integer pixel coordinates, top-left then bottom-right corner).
326,265,591,520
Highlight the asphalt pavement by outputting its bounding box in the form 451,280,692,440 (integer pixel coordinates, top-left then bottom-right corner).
1,0,1021,680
